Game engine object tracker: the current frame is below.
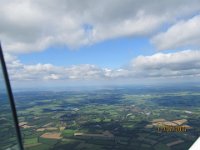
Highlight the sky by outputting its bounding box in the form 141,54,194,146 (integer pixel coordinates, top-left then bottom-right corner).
1,0,200,89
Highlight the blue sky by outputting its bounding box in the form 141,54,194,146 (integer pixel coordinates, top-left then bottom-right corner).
18,37,155,69
1,0,200,88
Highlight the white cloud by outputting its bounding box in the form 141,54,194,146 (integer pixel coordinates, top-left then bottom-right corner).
151,15,200,50
5,56,107,81
5,50,200,86
131,50,200,78
1,0,200,53
44,74,60,80
90,12,166,43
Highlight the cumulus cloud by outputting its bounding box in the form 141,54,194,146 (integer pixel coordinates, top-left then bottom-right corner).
1,0,200,53
5,50,200,86
151,15,200,50
5,56,107,81
131,50,200,78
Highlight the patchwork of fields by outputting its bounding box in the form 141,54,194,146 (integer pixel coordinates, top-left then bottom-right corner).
2,86,200,150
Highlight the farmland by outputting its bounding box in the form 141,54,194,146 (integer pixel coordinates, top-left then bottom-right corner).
2,85,200,150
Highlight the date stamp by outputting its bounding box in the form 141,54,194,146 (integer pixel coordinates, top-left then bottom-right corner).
157,125,188,132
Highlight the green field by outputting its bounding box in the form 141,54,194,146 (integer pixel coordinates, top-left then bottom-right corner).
4,86,200,150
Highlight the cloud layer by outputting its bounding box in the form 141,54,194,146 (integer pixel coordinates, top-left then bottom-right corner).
1,0,200,53
1,0,200,87
152,15,200,50
131,50,200,78
5,50,200,86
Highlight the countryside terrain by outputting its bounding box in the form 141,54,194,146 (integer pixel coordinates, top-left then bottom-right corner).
1,85,200,150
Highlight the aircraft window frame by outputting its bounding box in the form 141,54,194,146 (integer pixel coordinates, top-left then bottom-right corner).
0,43,24,150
